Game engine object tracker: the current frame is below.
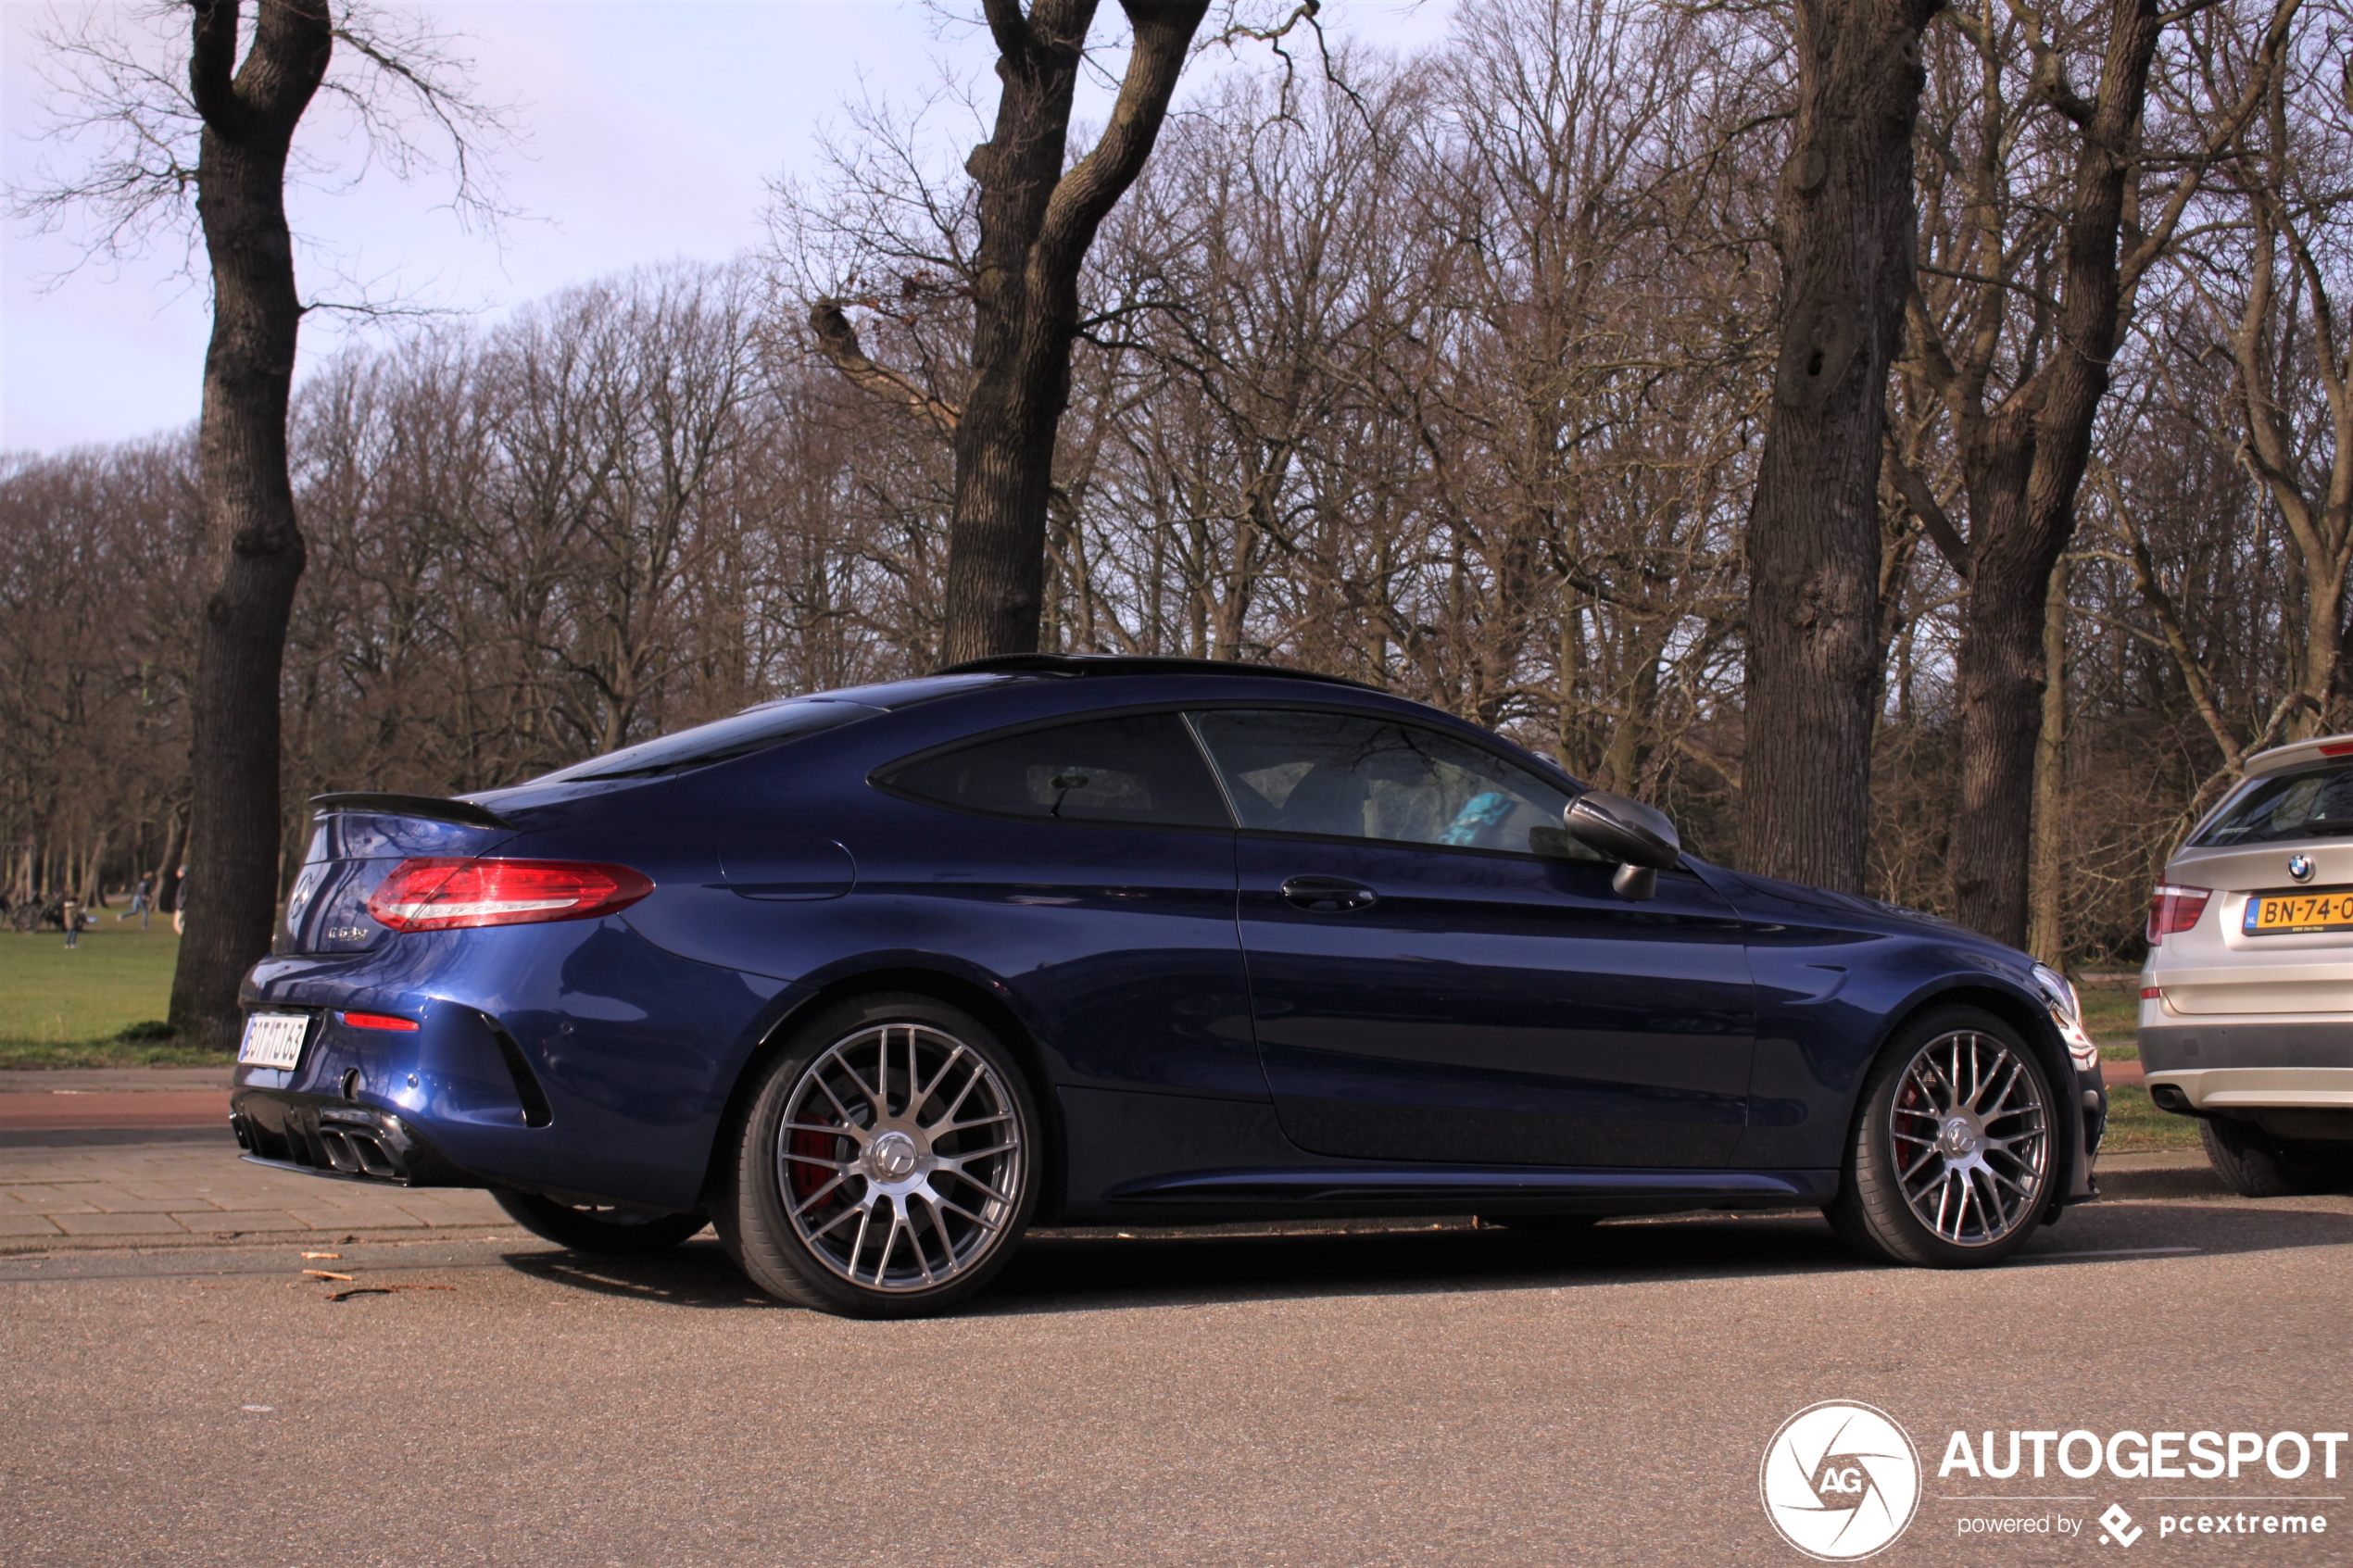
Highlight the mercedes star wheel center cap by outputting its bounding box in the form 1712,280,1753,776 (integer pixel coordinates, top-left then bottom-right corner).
867,1130,923,1181
1937,1116,1981,1160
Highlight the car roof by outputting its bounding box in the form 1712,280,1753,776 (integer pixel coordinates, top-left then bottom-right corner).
758,656,1386,714
933,653,1380,693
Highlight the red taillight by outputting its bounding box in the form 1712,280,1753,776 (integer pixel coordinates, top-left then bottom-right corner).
341,1011,419,1031
2146,884,2211,944
2319,741,2353,757
365,858,654,933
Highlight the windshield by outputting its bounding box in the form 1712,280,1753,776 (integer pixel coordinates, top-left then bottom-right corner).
2195,762,2353,846
525,700,881,784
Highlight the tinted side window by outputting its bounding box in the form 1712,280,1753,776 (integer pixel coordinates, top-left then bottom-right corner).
2197,763,2353,846
1189,709,1590,856
882,712,1233,829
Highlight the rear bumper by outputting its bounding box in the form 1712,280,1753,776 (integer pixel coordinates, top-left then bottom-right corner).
2143,1066,2353,1113
230,1088,481,1187
2141,1019,2353,1074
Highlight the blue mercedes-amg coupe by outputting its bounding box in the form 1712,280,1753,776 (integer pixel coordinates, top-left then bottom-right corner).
233,656,2108,1315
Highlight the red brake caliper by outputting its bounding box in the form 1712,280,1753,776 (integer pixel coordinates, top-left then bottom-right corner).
788,1121,838,1201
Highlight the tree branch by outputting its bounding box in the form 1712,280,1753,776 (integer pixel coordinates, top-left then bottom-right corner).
807,298,961,433
1882,437,1972,577
1032,0,1212,285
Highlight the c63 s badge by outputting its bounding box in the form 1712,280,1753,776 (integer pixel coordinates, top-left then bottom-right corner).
1762,1401,1922,1561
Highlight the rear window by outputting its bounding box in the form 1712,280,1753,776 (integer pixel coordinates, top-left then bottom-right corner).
880,712,1232,829
2196,763,2353,846
528,700,881,784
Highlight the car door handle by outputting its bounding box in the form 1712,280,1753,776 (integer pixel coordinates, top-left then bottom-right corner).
1280,875,1378,913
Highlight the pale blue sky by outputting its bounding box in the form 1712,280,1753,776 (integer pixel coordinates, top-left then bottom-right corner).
1,0,1447,453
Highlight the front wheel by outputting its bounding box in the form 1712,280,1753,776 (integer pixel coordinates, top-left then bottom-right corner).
493,1188,709,1254
1828,1008,2057,1267
719,994,1038,1318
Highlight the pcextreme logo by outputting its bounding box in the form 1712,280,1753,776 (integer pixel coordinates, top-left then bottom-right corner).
1761,1400,1924,1561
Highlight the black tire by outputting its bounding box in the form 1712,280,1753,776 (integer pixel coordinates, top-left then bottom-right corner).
2199,1117,2352,1198
492,1188,709,1254
1828,1007,2059,1268
718,992,1039,1318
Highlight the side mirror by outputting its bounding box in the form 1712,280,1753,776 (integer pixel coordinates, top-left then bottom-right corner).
1564,791,1681,899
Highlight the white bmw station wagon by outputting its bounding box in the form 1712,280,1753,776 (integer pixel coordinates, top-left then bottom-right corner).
2143,734,2353,1194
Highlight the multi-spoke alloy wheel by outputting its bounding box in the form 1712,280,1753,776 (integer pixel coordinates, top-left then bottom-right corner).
1830,1007,2057,1268
778,1022,1024,1291
724,995,1038,1317
1887,1030,2049,1247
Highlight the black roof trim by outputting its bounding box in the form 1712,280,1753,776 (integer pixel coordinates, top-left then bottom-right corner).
309,792,514,831
932,653,1380,693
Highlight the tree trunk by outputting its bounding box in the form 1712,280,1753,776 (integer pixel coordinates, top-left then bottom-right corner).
166,0,333,1050
1739,0,1942,891
1947,0,2163,947
2028,558,2069,965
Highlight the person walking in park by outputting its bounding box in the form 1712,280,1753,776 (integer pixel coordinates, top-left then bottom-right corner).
120,874,152,929
60,892,81,949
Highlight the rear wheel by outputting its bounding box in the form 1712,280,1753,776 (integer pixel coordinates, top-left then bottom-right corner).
1829,1008,2057,1267
721,994,1038,1318
2199,1117,2352,1198
493,1189,708,1254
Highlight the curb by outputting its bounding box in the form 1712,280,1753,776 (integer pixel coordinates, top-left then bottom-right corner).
0,1223,519,1257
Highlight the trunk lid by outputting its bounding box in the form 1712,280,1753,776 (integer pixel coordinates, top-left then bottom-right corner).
277,798,517,957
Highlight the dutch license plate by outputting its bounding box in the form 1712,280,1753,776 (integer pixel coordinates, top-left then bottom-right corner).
2243,889,2353,935
237,1011,310,1069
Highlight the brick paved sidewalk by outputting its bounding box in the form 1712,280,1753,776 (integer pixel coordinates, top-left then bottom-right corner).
0,1131,506,1248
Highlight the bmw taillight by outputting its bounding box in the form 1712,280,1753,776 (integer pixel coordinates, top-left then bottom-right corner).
2146,884,2211,944
365,858,654,933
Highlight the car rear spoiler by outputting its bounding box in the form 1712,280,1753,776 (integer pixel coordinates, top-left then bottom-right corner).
308,792,514,831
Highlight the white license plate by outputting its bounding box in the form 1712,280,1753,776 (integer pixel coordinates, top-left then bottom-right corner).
238,1012,311,1070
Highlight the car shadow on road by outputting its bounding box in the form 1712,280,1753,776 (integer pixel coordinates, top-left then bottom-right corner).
488,1198,2353,1315
498,1236,786,1310
491,1215,1870,1313
983,1216,1858,1314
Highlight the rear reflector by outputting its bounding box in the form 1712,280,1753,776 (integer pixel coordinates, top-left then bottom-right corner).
341,1011,419,1032
2146,884,2211,944
366,858,654,933
2141,986,2162,1000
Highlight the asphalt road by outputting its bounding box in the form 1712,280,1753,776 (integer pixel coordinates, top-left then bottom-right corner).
3,1165,2347,1567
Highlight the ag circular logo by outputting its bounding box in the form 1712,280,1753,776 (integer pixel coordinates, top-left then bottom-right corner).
1759,1400,1921,1561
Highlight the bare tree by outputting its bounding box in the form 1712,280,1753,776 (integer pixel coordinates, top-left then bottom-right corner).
1893,0,2296,944
12,0,508,1047
806,0,1214,661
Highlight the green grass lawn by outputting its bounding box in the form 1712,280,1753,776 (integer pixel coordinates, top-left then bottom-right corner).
0,923,225,1066
2077,973,2141,1048
2103,1085,2203,1154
